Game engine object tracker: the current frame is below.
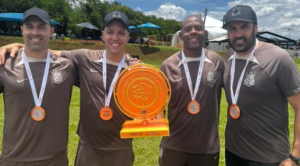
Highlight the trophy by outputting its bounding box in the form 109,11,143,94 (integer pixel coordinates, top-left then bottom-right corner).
114,64,171,138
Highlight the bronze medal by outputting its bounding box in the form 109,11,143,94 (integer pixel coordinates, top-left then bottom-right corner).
100,106,113,120
31,106,46,121
187,100,201,114
229,104,240,119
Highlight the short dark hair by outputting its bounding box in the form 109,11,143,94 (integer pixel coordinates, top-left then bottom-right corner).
180,15,204,31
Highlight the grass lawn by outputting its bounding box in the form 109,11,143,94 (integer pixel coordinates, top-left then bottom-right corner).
0,36,297,166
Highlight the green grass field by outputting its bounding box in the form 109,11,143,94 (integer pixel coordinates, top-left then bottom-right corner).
0,36,297,166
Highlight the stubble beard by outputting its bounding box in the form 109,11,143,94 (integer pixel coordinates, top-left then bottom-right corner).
230,28,256,53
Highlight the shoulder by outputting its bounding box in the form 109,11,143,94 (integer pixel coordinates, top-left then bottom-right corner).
161,51,181,68
205,49,223,62
258,42,289,57
225,49,234,61
256,42,291,64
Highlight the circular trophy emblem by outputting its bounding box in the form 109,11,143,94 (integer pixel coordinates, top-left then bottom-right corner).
31,106,46,121
114,64,171,120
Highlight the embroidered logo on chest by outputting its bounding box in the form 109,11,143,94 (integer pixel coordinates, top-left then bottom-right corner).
207,70,215,84
52,70,63,84
244,71,256,87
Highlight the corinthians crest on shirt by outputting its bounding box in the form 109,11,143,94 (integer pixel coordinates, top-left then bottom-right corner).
244,71,256,87
206,70,215,84
52,69,63,84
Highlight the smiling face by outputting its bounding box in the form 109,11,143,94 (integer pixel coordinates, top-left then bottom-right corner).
227,21,257,55
102,20,129,57
179,16,205,51
21,16,54,53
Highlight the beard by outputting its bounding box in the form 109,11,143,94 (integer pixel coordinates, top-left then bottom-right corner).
229,28,256,53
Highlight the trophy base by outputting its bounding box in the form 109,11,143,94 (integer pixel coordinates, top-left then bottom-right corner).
120,119,169,138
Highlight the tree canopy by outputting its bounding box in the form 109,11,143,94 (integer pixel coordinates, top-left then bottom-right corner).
0,0,181,39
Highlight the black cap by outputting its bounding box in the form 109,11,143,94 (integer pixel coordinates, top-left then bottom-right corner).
23,7,51,24
222,5,257,29
103,11,129,30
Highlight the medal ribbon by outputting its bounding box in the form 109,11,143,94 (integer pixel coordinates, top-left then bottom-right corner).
22,48,51,107
181,49,205,101
103,50,126,107
230,39,258,104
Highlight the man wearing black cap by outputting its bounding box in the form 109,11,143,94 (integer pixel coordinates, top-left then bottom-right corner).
65,10,137,166
0,10,137,166
0,7,77,165
222,5,300,166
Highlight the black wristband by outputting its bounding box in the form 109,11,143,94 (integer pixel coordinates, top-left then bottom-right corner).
289,154,300,165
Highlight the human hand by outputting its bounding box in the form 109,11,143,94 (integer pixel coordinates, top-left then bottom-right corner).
0,43,24,65
155,112,165,119
126,54,141,63
279,158,297,166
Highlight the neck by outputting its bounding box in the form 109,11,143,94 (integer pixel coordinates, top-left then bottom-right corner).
24,47,48,59
183,47,203,58
105,50,124,62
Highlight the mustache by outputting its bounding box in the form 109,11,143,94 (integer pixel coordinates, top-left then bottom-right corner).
233,37,247,43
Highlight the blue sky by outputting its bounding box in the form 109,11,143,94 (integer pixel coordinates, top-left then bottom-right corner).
103,0,300,40
118,0,229,15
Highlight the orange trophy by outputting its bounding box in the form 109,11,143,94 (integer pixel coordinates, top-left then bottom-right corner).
114,64,171,138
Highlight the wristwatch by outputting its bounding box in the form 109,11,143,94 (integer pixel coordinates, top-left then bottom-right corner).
289,154,300,165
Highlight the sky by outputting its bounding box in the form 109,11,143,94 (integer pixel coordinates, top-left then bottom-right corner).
102,0,300,40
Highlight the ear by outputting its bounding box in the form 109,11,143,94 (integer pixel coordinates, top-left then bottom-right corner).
127,32,130,42
254,24,258,34
101,30,104,37
50,27,55,36
179,31,183,40
21,26,24,33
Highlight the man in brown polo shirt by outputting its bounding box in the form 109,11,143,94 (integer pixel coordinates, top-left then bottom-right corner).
0,11,137,166
158,14,224,166
0,8,77,165
223,5,300,166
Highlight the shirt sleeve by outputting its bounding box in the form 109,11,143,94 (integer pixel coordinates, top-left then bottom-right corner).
61,49,89,66
276,51,300,97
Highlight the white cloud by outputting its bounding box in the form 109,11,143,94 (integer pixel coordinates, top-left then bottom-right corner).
136,7,142,11
256,6,276,17
141,0,300,40
99,0,114,2
144,3,187,21
207,11,225,20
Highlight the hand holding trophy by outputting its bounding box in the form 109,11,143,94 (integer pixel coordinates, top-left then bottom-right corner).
114,64,171,138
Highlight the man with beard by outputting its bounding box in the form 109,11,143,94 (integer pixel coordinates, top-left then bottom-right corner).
158,14,224,166
0,11,137,166
0,8,77,165
222,5,300,166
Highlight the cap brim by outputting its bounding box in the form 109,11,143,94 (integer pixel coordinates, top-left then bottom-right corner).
222,19,255,29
